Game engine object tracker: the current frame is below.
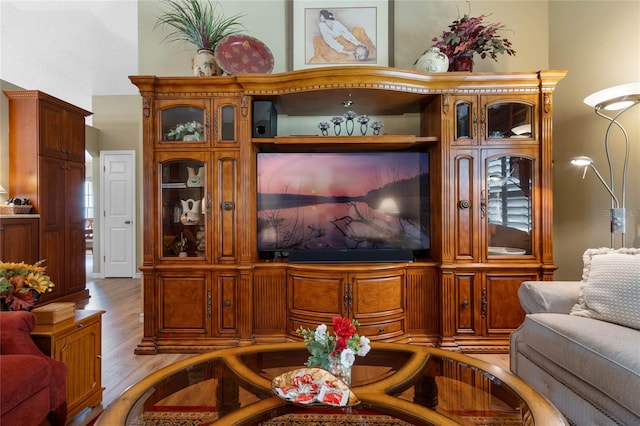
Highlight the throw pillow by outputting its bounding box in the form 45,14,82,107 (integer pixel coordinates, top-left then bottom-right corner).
570,247,640,330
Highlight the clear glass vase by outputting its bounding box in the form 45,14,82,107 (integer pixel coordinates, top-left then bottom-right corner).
329,358,352,386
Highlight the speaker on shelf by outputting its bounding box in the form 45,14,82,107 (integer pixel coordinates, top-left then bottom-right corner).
252,100,277,138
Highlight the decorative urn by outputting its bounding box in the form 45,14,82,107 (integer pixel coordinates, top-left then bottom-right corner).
414,47,449,73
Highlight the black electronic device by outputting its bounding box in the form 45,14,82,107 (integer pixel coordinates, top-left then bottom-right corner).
252,100,277,138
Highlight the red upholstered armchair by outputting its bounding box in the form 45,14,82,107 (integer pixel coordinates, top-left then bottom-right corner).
0,311,67,426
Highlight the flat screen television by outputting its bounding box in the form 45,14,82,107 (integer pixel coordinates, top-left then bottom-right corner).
257,151,430,262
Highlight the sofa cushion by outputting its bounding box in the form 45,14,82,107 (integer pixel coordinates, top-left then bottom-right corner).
517,313,640,416
570,247,640,330
0,354,51,417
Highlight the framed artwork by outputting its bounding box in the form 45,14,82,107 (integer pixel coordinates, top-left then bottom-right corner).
287,0,394,70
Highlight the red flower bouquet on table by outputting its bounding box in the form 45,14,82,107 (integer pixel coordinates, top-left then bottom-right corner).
296,316,371,384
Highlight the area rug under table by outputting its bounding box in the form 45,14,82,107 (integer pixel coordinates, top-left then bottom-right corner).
129,406,217,426
259,410,413,425
260,410,523,426
129,406,523,425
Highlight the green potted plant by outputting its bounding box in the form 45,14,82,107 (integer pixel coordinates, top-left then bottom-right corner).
432,13,516,72
155,0,244,76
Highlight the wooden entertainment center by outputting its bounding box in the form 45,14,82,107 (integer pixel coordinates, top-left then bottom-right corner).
130,67,566,354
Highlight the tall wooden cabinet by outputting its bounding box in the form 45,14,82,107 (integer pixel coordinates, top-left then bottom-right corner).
131,68,565,354
4,90,92,303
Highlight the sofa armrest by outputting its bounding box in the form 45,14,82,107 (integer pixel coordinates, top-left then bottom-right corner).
0,312,48,356
518,281,582,314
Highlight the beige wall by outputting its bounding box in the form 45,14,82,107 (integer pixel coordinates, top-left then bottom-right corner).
2,0,639,279
550,1,640,279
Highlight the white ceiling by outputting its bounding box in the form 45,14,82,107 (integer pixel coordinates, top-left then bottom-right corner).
0,0,139,112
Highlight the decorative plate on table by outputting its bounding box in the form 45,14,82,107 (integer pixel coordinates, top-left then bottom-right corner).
214,35,274,75
271,368,360,407
488,247,526,255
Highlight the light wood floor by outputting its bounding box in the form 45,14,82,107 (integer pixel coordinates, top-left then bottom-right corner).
64,255,510,426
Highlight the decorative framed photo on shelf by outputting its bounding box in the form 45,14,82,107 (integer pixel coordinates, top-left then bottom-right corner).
287,0,394,70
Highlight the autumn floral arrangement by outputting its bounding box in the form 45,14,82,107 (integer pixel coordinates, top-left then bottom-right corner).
0,260,54,311
296,316,371,372
432,13,516,66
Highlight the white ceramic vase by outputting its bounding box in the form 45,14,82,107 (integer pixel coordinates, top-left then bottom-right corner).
414,47,449,73
180,199,201,225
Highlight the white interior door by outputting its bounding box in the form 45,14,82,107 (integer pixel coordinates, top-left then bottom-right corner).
101,151,136,277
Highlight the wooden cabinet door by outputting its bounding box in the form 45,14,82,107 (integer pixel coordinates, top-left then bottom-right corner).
482,272,536,336
156,151,211,262
214,151,238,263
287,269,345,329
0,217,39,263
213,97,241,147
63,109,87,162
38,101,65,159
38,156,66,299
350,270,404,320
451,95,479,146
214,270,238,336
351,269,405,340
158,271,211,336
482,148,538,261
452,271,480,337
451,149,480,262
155,99,211,148
55,317,102,419
65,160,87,294
480,95,537,145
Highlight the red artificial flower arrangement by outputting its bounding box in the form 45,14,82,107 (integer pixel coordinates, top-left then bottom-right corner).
432,13,516,65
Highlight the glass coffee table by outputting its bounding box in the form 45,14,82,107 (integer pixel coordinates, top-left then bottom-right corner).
97,342,566,425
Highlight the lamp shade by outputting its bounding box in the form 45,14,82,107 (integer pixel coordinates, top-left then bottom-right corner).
584,82,640,111
570,156,593,167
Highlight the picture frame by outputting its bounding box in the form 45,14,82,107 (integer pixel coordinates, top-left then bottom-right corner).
287,0,394,70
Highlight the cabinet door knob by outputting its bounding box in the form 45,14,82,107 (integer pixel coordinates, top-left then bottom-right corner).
378,328,385,334
222,201,234,211
458,200,471,209
461,299,469,308
224,300,231,307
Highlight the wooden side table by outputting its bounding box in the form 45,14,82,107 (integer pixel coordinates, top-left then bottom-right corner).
31,309,106,421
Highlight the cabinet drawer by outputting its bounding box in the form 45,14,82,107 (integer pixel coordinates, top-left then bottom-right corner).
358,319,404,340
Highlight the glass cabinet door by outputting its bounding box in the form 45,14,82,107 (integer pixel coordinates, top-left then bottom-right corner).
214,98,240,146
158,102,208,146
486,155,533,256
160,158,208,259
452,96,477,144
485,100,534,141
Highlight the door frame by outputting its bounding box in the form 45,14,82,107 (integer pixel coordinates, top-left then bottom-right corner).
100,150,138,278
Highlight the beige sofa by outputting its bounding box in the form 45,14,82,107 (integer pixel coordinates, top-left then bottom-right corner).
510,250,640,426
